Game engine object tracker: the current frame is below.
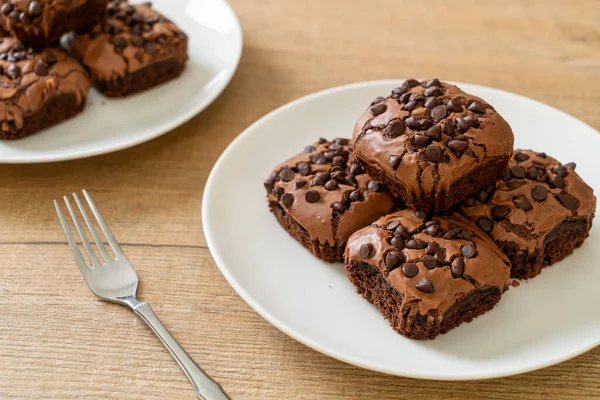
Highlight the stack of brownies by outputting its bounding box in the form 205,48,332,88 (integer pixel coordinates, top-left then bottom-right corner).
265,79,596,340
0,0,188,140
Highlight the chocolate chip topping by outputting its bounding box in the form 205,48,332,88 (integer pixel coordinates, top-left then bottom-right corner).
415,278,435,293
305,190,320,203
360,243,374,259
402,263,419,278
371,103,387,116
281,193,294,208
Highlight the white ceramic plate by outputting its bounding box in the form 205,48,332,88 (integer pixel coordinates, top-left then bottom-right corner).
0,0,242,163
203,80,600,380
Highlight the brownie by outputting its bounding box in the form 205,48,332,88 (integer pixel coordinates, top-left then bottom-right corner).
265,138,399,262
352,78,514,212
460,150,596,279
0,0,108,47
0,37,90,140
345,209,510,340
67,0,188,97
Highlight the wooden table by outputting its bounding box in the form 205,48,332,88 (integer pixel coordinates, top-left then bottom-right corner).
1,0,600,398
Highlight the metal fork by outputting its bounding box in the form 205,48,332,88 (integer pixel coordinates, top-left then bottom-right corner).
54,190,230,400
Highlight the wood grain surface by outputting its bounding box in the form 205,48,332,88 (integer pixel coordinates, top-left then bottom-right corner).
1,0,600,398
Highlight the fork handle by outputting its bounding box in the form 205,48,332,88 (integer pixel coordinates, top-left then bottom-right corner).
128,299,231,400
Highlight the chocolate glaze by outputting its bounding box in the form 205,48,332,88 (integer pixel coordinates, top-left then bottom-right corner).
352,80,514,201
265,138,397,246
460,149,596,254
68,0,187,82
345,209,510,317
0,36,90,137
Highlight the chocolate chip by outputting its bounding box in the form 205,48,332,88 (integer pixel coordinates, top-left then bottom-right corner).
303,189,320,203
531,185,547,201
424,87,442,97
144,42,159,55
311,176,325,187
281,193,294,208
513,152,530,162
331,171,346,183
6,64,20,80
424,145,442,162
1,3,12,14
399,92,411,104
388,155,401,170
565,162,576,170
534,152,547,159
514,194,533,211
33,60,48,76
468,101,485,114
491,205,510,219
549,175,565,189
332,202,345,212
349,190,362,202
312,153,327,165
421,255,437,269
367,180,381,192
386,220,401,231
403,78,420,88
402,263,419,278
555,194,579,211
406,239,428,250
395,225,411,238
370,103,387,116
526,166,540,180
477,217,493,233
552,165,568,177
19,12,30,24
404,101,417,112
419,119,434,130
45,53,57,65
415,278,435,293
509,165,526,179
111,36,127,50
273,187,284,199
442,120,455,135
349,163,363,175
294,179,307,189
456,117,469,132
386,251,405,269
28,1,41,16
359,243,374,259
318,138,327,144
447,140,468,154
446,98,463,113
324,180,339,191
345,175,357,186
430,105,447,122
426,125,442,142
464,115,479,127
425,78,440,88
423,224,438,236
9,10,18,22
384,120,405,138
279,168,294,182
391,86,408,98
414,134,431,148
424,97,440,109
370,96,386,106
502,169,513,181
451,258,465,278
414,211,429,220
477,189,493,203
410,93,425,102
131,35,145,47
297,162,311,176
405,116,420,130
461,244,476,258
323,151,334,162
426,242,440,255
332,156,345,167
390,236,404,249
264,180,274,193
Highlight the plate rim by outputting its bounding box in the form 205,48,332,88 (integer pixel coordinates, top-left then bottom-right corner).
0,0,243,164
203,79,600,380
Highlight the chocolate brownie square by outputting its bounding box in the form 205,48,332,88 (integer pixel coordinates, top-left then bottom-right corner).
0,37,90,140
460,150,596,279
68,0,188,97
345,209,510,340
352,78,514,212
265,138,399,263
0,0,108,47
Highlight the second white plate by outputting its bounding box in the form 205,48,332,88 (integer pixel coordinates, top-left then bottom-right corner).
0,0,242,163
203,80,600,380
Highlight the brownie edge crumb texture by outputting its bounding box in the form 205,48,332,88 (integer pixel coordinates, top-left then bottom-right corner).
345,209,510,340
265,138,398,262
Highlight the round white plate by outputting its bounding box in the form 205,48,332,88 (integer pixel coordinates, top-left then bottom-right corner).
0,0,242,163
203,80,600,380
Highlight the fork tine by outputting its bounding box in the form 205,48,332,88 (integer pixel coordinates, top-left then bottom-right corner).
54,200,93,278
72,193,113,262
63,195,102,267
82,190,125,258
